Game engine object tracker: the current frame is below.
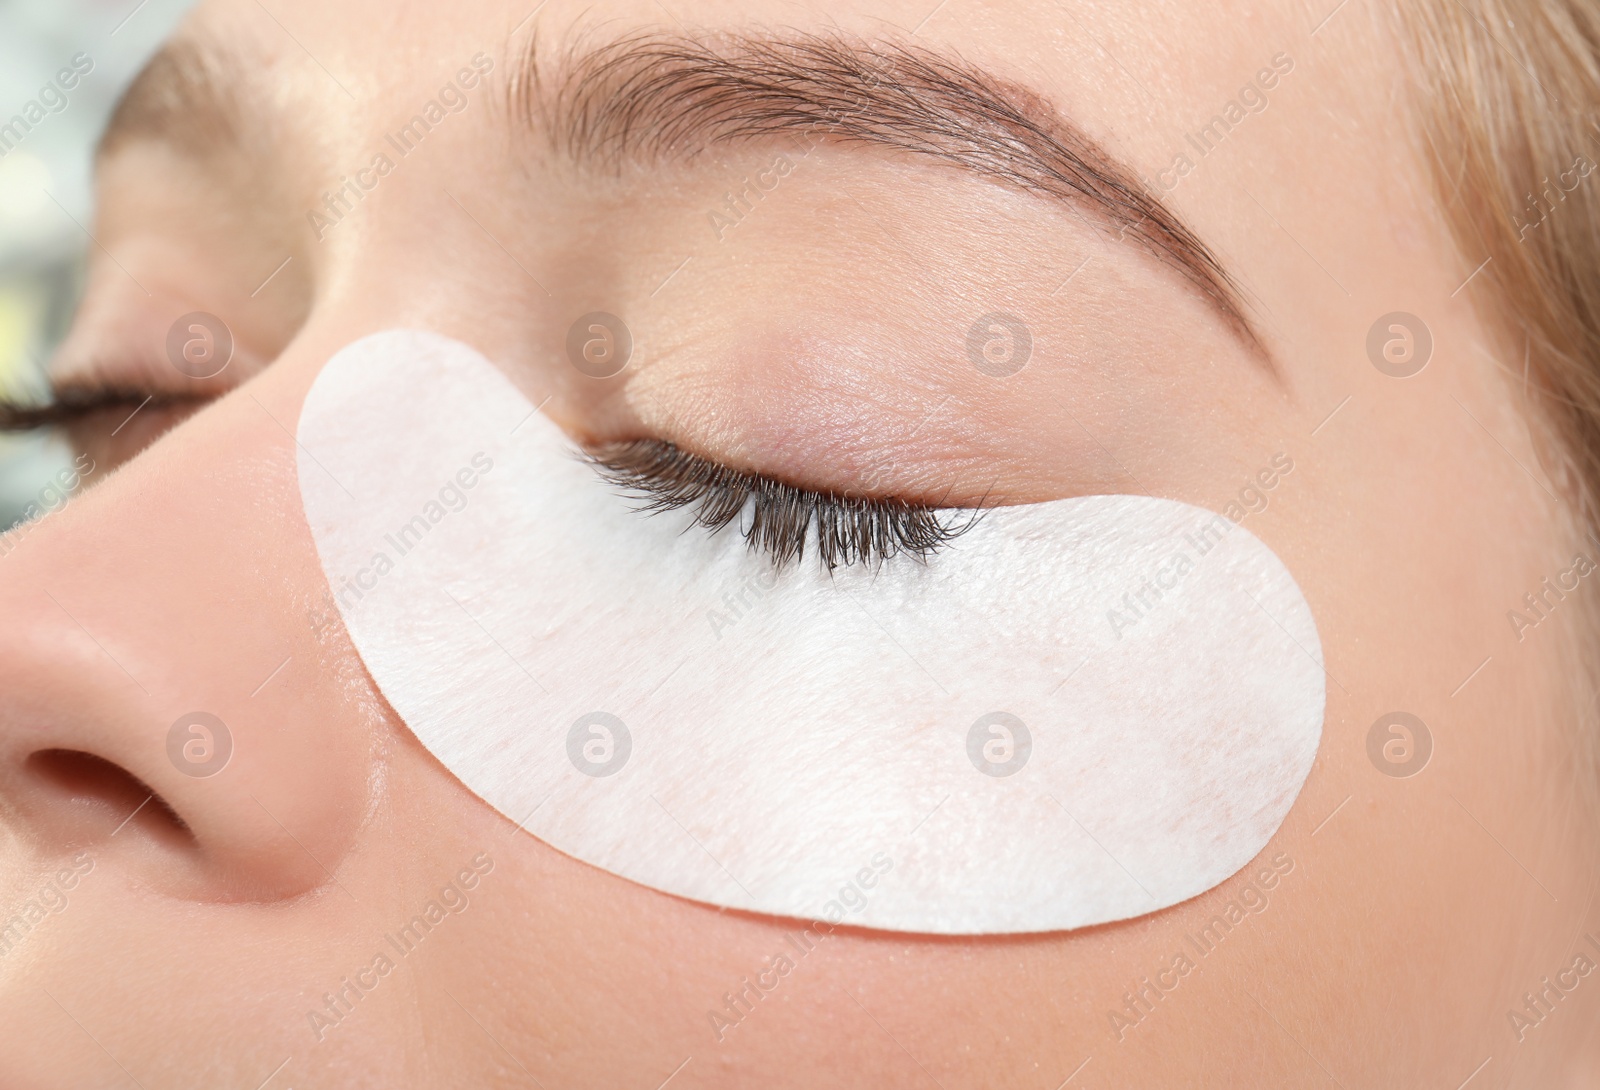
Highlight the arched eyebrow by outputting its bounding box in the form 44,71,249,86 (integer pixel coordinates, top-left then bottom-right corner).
520,31,1268,361
97,29,1267,361
97,36,247,161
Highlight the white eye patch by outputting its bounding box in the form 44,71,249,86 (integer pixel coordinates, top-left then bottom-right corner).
297,330,1323,935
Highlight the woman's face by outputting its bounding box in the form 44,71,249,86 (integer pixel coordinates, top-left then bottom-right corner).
4,0,1598,1085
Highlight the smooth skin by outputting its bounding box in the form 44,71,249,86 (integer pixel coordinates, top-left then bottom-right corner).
1,0,1598,1086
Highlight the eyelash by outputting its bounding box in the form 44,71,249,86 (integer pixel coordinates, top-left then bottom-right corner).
0,389,196,431
586,439,983,572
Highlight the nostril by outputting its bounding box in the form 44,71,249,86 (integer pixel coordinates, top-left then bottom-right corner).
25,749,195,848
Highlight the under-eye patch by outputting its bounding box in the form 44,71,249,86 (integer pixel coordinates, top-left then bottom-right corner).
296,330,1324,935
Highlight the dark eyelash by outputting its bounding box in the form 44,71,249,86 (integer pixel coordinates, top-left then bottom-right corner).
586,439,984,571
0,387,199,431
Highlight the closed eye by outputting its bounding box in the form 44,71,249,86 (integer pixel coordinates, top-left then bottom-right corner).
0,383,213,473
585,438,986,572
0,386,206,431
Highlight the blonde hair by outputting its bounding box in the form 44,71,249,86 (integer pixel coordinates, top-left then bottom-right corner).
1397,2,1600,801
1399,0,1600,515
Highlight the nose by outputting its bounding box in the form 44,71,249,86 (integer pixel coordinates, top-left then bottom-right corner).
0,371,372,902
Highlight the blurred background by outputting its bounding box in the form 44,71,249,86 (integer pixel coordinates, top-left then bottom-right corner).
0,0,196,529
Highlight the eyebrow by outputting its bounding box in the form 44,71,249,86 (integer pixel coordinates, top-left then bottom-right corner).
518,31,1265,357
100,30,1264,356
98,37,246,160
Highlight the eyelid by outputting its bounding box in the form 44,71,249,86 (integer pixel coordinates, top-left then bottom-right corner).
585,438,985,571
